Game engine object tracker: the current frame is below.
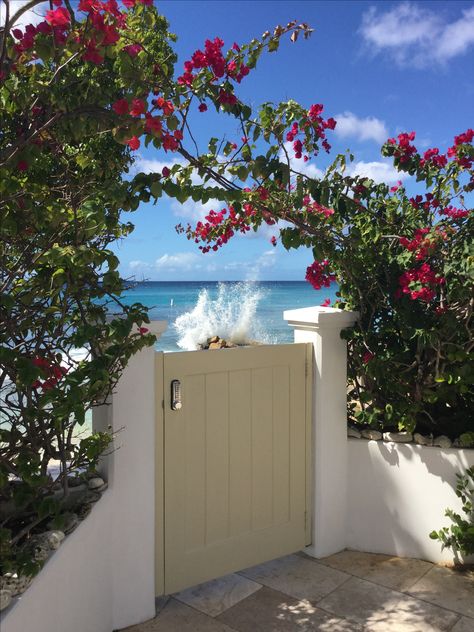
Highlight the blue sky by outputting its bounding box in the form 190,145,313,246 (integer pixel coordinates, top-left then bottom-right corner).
115,1,474,281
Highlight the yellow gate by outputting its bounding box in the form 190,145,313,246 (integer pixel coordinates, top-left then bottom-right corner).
155,343,312,595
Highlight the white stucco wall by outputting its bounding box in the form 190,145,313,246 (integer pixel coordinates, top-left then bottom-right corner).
1,322,166,632
347,438,474,564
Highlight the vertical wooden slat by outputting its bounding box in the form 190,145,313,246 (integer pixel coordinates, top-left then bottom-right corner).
205,372,229,544
184,375,206,551
251,366,274,531
229,369,252,537
272,365,290,526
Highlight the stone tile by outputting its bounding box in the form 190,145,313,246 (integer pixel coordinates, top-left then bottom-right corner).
450,616,474,632
409,566,474,618
218,586,363,631
173,572,261,617
317,576,459,632
318,550,433,591
120,598,235,631
239,554,349,602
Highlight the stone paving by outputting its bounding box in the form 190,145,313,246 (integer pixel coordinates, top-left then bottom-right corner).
122,551,474,632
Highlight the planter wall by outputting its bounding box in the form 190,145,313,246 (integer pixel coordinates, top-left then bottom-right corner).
1,322,167,632
346,438,474,564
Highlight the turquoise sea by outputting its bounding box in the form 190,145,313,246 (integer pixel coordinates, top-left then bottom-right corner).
119,281,339,352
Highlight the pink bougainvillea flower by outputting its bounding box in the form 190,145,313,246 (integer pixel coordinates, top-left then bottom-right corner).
363,351,375,364
270,235,277,246
129,98,146,117
17,160,28,171
112,98,129,115
123,43,142,57
321,298,331,307
162,166,171,177
198,103,208,112
45,7,71,27
126,136,140,150
139,327,149,334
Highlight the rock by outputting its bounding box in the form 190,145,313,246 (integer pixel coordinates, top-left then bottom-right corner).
33,543,50,562
226,341,237,348
48,512,79,534
67,476,85,488
433,435,452,449
82,491,101,504
208,341,223,350
1,574,32,596
78,503,92,521
88,477,105,490
458,432,474,448
0,589,12,612
414,433,433,446
347,427,361,439
383,431,413,443
207,336,219,344
45,530,65,550
361,429,382,441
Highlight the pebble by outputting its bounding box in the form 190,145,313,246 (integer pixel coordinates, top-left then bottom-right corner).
361,429,382,441
88,477,105,490
414,433,433,446
65,513,80,534
1,574,32,596
347,427,362,438
383,431,413,443
46,530,65,550
433,435,452,449
78,503,92,521
83,491,101,504
0,589,12,612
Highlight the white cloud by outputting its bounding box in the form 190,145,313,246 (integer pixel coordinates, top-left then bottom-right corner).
348,160,410,184
334,112,388,144
0,1,48,28
278,142,324,179
155,252,204,271
360,3,474,67
132,156,183,175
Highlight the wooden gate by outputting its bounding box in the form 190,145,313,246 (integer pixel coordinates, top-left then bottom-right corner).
155,343,312,595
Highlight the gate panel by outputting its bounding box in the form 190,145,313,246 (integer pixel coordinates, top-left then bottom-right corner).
161,343,310,594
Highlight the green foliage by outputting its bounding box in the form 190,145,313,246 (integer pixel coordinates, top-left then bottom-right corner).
430,467,474,559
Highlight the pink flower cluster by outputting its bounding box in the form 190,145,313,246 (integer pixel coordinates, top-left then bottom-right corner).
177,38,247,108
420,147,447,169
285,105,336,160
447,128,474,170
387,131,417,164
439,206,469,220
31,356,68,391
302,195,334,218
397,263,445,303
305,260,336,290
399,228,437,261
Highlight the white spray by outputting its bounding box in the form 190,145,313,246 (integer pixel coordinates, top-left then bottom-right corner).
174,282,266,351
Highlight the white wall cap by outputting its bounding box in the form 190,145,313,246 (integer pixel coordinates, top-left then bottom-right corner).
283,306,359,330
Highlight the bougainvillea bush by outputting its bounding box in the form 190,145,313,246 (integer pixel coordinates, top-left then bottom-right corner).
185,117,473,436
0,0,311,576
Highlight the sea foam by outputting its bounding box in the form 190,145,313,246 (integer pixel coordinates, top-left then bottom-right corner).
174,282,266,351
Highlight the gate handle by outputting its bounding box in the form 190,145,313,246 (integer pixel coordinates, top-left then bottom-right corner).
171,380,182,410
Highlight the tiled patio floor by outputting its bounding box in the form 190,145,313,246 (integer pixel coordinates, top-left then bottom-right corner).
122,551,474,632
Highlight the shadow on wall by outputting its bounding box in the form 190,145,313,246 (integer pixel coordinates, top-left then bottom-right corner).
346,439,474,564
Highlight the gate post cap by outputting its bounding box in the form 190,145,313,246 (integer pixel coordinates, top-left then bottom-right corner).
283,306,358,331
